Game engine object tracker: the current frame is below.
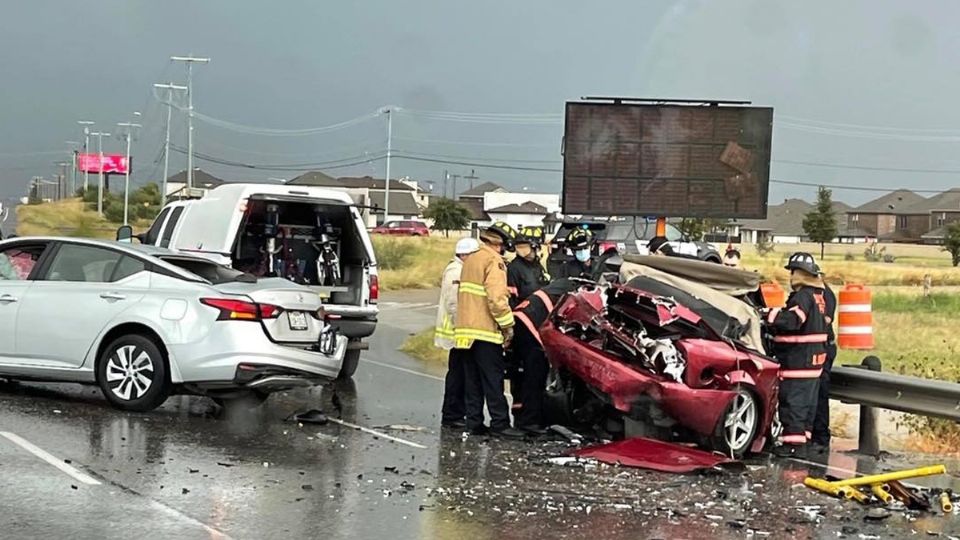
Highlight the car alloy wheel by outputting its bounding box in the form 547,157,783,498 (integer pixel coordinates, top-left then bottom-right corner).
105,345,155,401
97,334,170,412
719,386,759,456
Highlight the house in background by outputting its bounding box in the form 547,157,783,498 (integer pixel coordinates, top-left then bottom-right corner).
456,181,559,230
287,172,427,224
845,189,926,241
165,169,225,199
486,201,550,230
729,198,853,244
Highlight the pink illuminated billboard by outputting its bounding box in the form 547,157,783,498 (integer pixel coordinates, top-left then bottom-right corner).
77,153,129,174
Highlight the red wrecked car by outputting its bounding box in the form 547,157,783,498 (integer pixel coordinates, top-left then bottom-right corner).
541,255,781,458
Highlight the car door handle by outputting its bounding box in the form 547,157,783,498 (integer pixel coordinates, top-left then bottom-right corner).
0,294,17,304
99,292,127,301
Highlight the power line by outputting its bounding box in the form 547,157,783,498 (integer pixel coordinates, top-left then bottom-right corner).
170,144,386,171
775,158,960,174
394,136,557,148
777,114,960,135
777,121,960,142
394,149,561,164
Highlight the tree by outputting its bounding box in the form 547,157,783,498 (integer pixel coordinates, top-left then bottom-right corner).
422,198,470,237
942,221,960,267
676,218,706,240
802,186,838,259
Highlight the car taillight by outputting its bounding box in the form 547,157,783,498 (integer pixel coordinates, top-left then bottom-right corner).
201,298,280,321
369,275,379,303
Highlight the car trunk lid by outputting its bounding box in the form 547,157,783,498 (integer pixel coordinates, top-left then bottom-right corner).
214,278,324,344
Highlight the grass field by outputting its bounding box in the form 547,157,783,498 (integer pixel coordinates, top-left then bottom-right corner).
17,199,149,239
372,236,458,291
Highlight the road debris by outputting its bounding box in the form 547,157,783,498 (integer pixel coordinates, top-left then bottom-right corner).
571,437,737,473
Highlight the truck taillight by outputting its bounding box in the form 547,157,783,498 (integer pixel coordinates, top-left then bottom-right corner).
201,298,280,321
369,275,379,303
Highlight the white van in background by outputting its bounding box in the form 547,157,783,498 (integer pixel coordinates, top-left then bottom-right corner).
129,183,379,378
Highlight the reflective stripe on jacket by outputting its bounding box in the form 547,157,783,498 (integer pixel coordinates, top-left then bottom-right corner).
455,244,514,348
434,258,462,350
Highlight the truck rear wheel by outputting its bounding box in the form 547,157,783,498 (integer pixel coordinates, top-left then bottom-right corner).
338,342,362,379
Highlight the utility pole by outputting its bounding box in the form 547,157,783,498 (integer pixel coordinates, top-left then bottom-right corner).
442,169,448,198
117,115,142,225
171,55,210,190
464,169,478,192
77,121,94,192
450,174,461,200
154,83,187,205
55,162,70,200
65,141,80,195
382,106,393,222
91,131,111,215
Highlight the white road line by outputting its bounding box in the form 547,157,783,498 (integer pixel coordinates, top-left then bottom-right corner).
362,358,445,382
0,431,100,485
148,500,234,540
327,418,428,449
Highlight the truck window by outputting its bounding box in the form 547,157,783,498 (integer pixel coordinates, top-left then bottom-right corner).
160,206,185,248
143,207,170,246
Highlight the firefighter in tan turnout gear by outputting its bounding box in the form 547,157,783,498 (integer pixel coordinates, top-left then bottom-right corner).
455,222,525,439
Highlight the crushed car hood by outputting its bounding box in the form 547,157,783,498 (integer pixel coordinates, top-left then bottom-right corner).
571,437,737,473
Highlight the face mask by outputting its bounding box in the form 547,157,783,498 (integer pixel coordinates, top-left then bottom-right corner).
575,249,591,262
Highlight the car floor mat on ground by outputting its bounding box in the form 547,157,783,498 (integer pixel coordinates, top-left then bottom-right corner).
570,436,738,473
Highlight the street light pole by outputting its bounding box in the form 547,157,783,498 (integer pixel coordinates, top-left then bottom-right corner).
382,106,393,222
91,131,110,215
117,118,142,225
77,121,94,192
154,83,187,206
65,141,80,196
171,55,210,190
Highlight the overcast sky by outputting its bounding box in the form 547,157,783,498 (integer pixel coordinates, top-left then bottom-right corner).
2,0,959,206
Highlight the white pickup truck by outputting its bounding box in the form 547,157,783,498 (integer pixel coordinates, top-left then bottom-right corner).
124,183,379,378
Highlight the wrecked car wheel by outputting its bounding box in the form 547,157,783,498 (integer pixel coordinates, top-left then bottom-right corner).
543,367,592,427
710,385,759,458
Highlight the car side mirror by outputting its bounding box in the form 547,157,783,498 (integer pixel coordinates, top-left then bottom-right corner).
116,225,135,243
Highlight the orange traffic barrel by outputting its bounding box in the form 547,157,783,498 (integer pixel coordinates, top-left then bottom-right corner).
760,281,786,308
838,284,874,349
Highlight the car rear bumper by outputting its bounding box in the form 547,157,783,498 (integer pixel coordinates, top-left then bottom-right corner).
541,323,736,436
170,322,348,386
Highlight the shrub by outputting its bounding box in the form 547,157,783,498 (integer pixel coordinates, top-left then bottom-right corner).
373,237,413,270
755,239,775,256
844,252,855,261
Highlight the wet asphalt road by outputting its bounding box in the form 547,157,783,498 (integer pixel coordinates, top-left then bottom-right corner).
1,289,959,540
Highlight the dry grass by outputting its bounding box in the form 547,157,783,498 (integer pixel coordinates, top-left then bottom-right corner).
903,430,960,458
830,410,854,439
399,328,449,364
373,236,459,291
738,243,960,287
17,199,149,239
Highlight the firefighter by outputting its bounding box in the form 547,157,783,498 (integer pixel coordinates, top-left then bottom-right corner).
557,227,594,279
765,252,829,458
507,227,550,309
455,221,525,439
512,278,579,434
723,246,742,268
436,237,481,429
811,266,838,452
504,227,550,414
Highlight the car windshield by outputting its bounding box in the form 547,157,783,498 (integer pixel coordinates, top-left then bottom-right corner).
158,255,255,285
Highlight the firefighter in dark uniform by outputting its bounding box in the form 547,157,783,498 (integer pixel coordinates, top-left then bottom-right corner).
811,269,838,452
765,252,829,458
557,228,595,279
511,278,580,434
504,227,550,414
507,227,550,309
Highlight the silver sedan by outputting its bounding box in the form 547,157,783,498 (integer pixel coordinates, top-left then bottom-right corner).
0,237,347,411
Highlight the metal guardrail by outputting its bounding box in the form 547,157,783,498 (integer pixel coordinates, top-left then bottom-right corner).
830,364,960,423
828,356,960,455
